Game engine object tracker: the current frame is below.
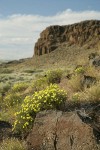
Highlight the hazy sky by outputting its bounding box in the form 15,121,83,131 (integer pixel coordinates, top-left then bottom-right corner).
0,0,100,60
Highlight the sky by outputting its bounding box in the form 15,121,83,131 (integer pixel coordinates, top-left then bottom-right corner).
0,0,100,60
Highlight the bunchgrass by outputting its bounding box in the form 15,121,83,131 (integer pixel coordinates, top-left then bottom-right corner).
0,138,27,150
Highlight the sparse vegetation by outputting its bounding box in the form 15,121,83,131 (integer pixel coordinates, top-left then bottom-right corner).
0,138,26,150
81,82,100,102
68,74,83,92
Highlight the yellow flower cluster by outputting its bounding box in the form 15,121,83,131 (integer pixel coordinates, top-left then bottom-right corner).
13,84,67,133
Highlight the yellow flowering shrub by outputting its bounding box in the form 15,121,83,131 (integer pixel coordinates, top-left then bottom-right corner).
13,84,67,134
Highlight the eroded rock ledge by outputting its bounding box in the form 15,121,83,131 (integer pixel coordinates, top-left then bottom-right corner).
34,20,100,56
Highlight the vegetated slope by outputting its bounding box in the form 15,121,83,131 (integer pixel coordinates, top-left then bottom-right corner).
1,43,100,72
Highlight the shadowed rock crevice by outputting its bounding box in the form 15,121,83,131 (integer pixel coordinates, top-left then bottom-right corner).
54,132,57,150
70,135,74,147
0,121,12,129
53,111,62,150
0,120,12,141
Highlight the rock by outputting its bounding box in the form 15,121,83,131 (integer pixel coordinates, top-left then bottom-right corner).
34,20,100,56
26,109,100,150
88,104,100,133
89,53,100,67
82,75,96,88
88,52,98,60
92,57,100,67
77,105,100,144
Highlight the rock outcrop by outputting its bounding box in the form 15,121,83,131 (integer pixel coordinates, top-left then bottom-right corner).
34,20,100,56
89,52,100,67
26,107,100,150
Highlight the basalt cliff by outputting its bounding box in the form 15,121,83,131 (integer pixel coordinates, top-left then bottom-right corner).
34,20,100,56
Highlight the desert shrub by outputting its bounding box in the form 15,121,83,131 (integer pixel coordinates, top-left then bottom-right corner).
46,69,63,84
31,77,48,91
4,92,23,107
75,67,85,74
0,83,11,95
13,84,67,133
81,83,100,102
85,66,98,77
68,74,83,92
72,93,80,103
0,69,13,74
0,138,26,150
12,82,29,92
24,69,43,73
24,69,35,73
0,106,21,123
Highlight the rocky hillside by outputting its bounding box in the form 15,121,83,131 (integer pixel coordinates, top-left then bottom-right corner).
34,20,100,56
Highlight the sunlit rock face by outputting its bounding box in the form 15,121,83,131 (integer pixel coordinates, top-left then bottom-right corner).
34,20,100,56
26,107,100,150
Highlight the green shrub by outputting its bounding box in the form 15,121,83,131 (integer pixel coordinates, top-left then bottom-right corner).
75,67,84,74
31,77,48,91
13,84,67,133
68,74,83,92
0,138,26,150
46,69,63,84
82,83,100,102
0,83,11,95
23,69,35,73
0,69,13,74
12,82,29,92
24,69,43,73
72,93,80,102
4,92,23,107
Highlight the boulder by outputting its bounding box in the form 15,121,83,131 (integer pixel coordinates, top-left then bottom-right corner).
26,109,100,150
89,53,100,67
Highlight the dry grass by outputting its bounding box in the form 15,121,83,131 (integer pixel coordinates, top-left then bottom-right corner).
68,74,83,92
80,82,100,102
0,138,27,150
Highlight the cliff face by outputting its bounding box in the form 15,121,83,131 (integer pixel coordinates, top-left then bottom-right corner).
34,20,100,56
